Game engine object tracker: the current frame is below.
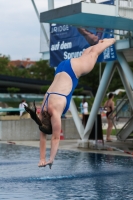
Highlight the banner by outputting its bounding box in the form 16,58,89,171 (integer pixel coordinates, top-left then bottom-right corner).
50,0,117,67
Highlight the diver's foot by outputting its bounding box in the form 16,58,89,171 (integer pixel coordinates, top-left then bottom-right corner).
106,139,113,142
106,138,113,142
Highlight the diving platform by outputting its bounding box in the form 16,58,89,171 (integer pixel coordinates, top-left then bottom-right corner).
40,1,133,31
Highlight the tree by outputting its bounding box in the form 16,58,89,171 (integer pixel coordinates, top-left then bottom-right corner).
0,55,133,95
0,56,10,74
7,87,20,93
79,63,102,95
29,60,55,80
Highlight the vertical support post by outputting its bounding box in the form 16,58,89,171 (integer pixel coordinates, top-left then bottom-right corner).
131,0,133,7
31,0,49,44
70,99,84,139
48,0,54,10
99,62,102,83
95,117,98,148
83,61,115,139
47,0,54,59
115,0,119,16
128,0,130,7
117,52,133,90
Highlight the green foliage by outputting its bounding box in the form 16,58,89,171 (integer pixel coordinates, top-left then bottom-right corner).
0,57,55,80
73,87,84,95
107,68,123,93
0,56,10,74
79,63,100,94
7,87,20,93
73,97,82,112
40,85,50,93
7,101,20,108
0,55,133,96
88,97,95,110
79,62,133,95
29,60,54,80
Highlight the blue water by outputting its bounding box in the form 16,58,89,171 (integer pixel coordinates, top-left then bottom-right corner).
0,143,133,200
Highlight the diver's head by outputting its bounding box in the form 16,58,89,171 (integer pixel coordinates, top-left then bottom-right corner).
39,110,52,135
108,93,114,99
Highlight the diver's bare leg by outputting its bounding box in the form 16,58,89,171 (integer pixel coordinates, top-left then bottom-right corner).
83,38,116,56
78,38,116,75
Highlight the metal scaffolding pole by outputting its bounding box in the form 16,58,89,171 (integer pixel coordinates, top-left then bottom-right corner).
83,61,115,139
117,64,133,109
48,0,54,10
117,52,133,90
70,99,84,139
31,0,49,44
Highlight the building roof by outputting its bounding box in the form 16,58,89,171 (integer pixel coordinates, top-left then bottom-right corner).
9,59,36,68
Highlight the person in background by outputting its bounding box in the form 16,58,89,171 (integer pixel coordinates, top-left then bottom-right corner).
83,98,89,115
104,93,115,142
19,99,28,116
82,98,89,127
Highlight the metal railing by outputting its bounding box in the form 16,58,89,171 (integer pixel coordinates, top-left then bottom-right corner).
118,0,133,19
117,114,133,140
109,94,133,139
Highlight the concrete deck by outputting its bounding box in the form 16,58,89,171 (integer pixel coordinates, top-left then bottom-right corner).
0,114,132,157
1,135,133,157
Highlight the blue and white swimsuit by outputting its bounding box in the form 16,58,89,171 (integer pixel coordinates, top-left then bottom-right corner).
41,59,78,114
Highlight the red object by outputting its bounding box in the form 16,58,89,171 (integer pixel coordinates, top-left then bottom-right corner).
124,151,133,155
7,141,16,145
101,112,106,117
36,107,41,114
60,129,64,140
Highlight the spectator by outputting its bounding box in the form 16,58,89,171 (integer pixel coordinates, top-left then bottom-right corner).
19,100,28,116
83,98,89,114
104,93,115,142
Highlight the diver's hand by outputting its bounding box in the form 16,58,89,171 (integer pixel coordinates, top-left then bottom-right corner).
38,159,46,167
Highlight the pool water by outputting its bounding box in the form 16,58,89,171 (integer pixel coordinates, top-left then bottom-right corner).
0,143,133,200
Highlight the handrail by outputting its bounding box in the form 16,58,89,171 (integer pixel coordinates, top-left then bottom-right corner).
116,114,133,139
0,108,25,112
108,94,132,134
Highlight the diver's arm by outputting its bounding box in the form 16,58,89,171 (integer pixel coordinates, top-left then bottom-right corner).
38,131,47,166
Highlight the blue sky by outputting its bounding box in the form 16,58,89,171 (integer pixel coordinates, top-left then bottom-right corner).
0,0,80,61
